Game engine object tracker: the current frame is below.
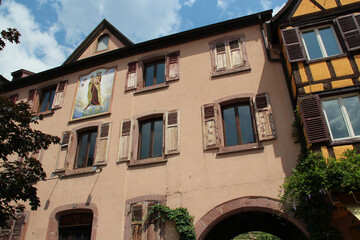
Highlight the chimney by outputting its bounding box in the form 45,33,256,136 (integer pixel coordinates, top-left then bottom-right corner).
11,69,35,81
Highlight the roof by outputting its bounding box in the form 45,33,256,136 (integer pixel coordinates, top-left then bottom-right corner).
63,19,134,65
2,10,272,92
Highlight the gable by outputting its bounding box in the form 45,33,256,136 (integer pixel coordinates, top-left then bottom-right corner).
63,19,133,65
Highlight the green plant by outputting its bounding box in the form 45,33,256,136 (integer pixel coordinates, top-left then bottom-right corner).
146,204,196,240
280,110,360,239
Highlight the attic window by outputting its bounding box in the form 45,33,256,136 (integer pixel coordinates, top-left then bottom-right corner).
96,34,109,52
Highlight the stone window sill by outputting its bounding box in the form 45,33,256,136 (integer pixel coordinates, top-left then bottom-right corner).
211,65,251,78
128,157,167,167
134,83,169,94
217,142,263,155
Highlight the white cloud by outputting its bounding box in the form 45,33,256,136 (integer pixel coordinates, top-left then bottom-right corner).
260,0,272,10
273,3,286,16
184,0,196,7
217,0,227,10
53,0,182,45
0,1,69,80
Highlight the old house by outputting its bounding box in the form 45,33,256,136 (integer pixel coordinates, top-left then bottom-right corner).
272,0,360,239
1,9,306,240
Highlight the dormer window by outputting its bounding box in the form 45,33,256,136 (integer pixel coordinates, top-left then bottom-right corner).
96,34,109,52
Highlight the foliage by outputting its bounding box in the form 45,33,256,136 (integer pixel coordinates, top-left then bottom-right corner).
234,231,281,239
0,96,60,227
146,204,196,240
0,1,21,51
280,110,360,239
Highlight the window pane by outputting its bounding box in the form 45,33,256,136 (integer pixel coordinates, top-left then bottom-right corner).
302,30,323,60
76,133,89,168
223,106,238,146
87,131,97,167
48,89,56,110
238,105,255,144
140,121,151,159
343,96,360,136
40,91,51,112
322,99,350,139
153,119,163,157
319,27,341,57
97,36,109,51
145,65,154,87
156,62,165,84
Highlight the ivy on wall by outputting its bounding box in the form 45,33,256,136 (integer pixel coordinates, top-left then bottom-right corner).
280,110,360,239
146,204,196,240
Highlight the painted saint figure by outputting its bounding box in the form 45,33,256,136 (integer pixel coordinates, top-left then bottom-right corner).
84,72,102,110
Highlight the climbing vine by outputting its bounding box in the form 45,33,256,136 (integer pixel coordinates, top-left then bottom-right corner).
280,110,360,240
146,204,196,240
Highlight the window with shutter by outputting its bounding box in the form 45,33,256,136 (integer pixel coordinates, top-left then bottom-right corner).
336,14,360,51
74,128,98,169
281,28,307,62
202,93,276,153
210,35,249,77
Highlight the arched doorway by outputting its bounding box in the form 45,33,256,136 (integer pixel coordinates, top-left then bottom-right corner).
195,197,308,240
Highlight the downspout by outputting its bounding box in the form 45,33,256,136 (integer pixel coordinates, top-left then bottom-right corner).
258,15,281,62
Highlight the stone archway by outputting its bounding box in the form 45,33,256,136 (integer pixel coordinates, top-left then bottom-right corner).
195,196,309,240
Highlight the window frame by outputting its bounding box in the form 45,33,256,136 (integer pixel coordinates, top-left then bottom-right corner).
138,117,164,160
38,86,56,113
209,34,250,77
300,25,343,61
96,34,110,52
321,94,360,141
142,59,166,88
74,128,98,169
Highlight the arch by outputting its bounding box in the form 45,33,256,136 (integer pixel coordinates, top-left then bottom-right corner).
46,203,98,240
194,196,309,240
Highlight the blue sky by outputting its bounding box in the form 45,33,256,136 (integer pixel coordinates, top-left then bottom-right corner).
0,0,287,80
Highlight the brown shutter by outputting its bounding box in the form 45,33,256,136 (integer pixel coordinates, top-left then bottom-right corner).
336,14,360,51
215,43,227,71
131,205,143,240
166,51,180,82
254,93,277,141
126,62,138,90
11,214,25,239
281,28,307,62
55,131,72,172
8,94,18,103
298,95,330,144
229,39,244,67
52,80,67,109
27,89,38,112
118,119,133,161
95,122,111,165
201,104,218,150
165,110,180,155
0,219,14,239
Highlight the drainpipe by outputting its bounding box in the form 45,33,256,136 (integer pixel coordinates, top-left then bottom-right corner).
258,15,281,62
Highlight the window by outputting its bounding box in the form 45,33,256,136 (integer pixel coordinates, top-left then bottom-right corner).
322,95,360,140
222,103,255,146
39,87,56,112
139,118,163,159
58,213,93,240
27,80,67,113
301,26,342,60
75,129,97,169
210,35,250,76
125,51,179,91
202,93,276,153
118,110,180,165
143,60,165,87
96,34,109,52
0,214,26,239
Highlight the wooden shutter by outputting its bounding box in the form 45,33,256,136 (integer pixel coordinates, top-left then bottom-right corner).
201,104,218,150
52,80,67,109
165,110,180,155
229,40,244,67
126,62,138,90
254,93,277,141
131,205,143,240
0,219,13,239
11,214,25,239
215,43,227,71
27,89,38,112
55,131,72,172
281,28,307,62
166,51,180,81
8,94,18,103
336,14,360,51
118,119,133,161
298,95,330,144
95,122,111,165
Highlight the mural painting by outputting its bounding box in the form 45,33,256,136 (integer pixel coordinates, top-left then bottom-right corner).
71,68,115,120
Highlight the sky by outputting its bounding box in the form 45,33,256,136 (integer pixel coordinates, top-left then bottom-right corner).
0,0,287,80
